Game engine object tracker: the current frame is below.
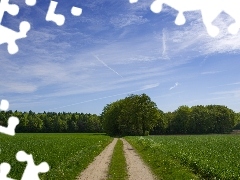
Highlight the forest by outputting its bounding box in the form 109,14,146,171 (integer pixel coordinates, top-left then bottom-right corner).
0,111,103,133
0,93,240,135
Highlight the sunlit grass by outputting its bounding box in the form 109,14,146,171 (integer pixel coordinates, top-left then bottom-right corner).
126,135,240,180
0,133,112,179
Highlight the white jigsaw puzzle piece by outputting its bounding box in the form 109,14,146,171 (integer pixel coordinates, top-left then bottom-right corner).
152,0,240,37
129,0,138,3
0,116,19,136
71,6,82,17
16,151,49,180
0,100,19,136
0,0,32,54
0,0,19,23
0,100,9,111
0,163,16,180
25,0,37,6
0,21,30,54
132,0,240,37
46,0,65,26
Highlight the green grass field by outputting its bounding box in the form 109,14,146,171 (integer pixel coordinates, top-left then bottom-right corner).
126,135,240,180
2,133,240,180
0,133,112,179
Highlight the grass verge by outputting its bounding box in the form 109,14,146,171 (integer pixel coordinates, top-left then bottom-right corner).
126,135,240,179
125,136,200,180
107,138,128,180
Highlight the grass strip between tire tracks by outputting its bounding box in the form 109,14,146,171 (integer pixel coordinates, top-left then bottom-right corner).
107,138,128,180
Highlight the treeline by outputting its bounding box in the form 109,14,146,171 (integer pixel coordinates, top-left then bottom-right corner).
152,105,240,135
0,111,103,133
1,94,240,135
101,94,240,136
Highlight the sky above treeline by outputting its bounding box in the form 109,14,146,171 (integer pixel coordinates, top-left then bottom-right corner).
1,0,240,115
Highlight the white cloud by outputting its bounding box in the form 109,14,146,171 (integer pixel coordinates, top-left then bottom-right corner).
44,84,159,112
169,82,179,90
211,89,240,98
170,13,240,55
141,83,159,90
110,14,148,28
201,71,222,75
0,82,37,93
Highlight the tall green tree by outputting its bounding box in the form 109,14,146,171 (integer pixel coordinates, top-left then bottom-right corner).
170,105,191,134
101,93,162,136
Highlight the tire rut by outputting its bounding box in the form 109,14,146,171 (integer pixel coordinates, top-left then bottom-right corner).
76,138,118,180
121,138,157,180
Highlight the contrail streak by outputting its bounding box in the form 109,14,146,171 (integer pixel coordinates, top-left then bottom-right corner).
162,29,169,59
45,84,159,111
94,55,123,78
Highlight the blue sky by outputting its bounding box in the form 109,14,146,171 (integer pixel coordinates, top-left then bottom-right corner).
0,0,240,115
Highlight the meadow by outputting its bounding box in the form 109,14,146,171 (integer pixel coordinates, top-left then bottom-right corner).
0,133,112,179
2,133,240,180
126,135,240,180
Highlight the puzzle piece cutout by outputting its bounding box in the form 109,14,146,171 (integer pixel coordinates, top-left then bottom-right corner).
0,99,9,111
0,163,15,180
0,0,82,53
0,151,49,180
0,0,36,54
0,21,30,54
0,0,19,23
0,99,19,136
71,6,82,16
25,0,37,6
0,116,19,136
130,0,240,37
46,0,82,26
16,151,49,180
129,0,138,3
46,0,65,26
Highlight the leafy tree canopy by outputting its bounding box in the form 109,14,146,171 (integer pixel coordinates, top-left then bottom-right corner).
101,93,163,136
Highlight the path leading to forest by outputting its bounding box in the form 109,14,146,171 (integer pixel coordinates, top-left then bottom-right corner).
76,138,156,180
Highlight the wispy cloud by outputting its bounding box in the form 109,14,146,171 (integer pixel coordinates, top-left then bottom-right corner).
169,82,179,90
201,71,222,75
110,14,148,28
45,83,159,112
211,89,240,98
208,82,240,89
151,12,240,61
229,82,240,85
142,83,159,90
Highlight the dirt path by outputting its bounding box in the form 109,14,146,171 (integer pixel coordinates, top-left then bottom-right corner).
76,138,156,180
121,138,157,180
76,138,118,180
